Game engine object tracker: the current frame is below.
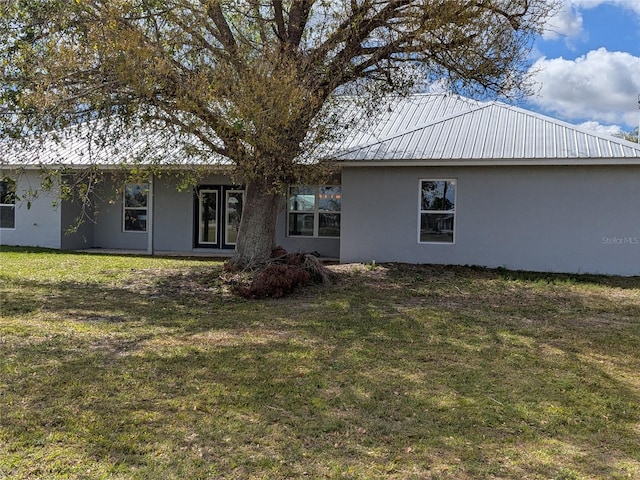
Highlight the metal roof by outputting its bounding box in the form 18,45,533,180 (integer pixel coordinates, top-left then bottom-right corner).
333,94,640,164
1,121,223,168
2,94,640,169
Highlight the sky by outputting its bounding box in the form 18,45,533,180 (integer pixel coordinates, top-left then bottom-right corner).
522,0,640,135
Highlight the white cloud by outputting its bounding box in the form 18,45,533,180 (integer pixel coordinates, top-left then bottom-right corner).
578,121,624,136
543,3,583,41
572,0,640,15
543,0,640,44
529,48,640,128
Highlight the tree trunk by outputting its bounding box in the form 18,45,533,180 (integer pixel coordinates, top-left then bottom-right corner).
231,178,284,267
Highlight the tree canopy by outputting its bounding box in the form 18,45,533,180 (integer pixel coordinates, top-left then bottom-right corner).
0,0,557,264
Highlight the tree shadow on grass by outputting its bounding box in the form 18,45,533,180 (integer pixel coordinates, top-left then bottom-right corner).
1,264,639,478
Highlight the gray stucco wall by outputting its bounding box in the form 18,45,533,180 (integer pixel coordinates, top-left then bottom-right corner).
275,211,340,258
152,173,233,252
151,177,194,252
91,176,148,250
87,173,340,257
0,170,62,249
340,165,640,276
60,194,94,250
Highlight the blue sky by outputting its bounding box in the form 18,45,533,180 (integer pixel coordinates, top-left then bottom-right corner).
522,0,640,135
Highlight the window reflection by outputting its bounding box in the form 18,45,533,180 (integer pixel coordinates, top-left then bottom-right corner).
288,185,341,237
420,180,456,243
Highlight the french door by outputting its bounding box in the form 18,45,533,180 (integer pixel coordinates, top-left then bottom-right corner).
195,186,244,249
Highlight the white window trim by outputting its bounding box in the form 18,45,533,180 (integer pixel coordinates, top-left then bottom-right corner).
0,178,16,230
287,185,341,238
123,183,149,233
417,178,457,245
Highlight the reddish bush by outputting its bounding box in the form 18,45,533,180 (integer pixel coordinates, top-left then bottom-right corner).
225,249,334,299
235,263,311,299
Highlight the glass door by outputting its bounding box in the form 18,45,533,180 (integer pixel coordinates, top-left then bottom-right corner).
224,190,244,247
198,189,218,245
195,186,244,249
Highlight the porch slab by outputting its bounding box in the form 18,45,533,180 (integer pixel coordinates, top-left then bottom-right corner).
73,248,339,263
74,248,234,258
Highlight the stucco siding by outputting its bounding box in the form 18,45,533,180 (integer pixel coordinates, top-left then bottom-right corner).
0,170,62,249
150,174,340,256
152,177,196,252
91,176,148,250
60,194,94,250
340,165,640,276
275,210,340,258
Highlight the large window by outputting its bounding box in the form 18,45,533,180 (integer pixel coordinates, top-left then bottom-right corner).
288,186,341,238
0,177,16,229
419,179,456,243
123,183,148,232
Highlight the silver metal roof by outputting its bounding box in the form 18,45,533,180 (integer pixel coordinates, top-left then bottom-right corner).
3,94,640,169
1,121,222,168
333,94,640,164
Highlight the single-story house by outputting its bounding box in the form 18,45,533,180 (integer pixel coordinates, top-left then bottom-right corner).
2,94,639,275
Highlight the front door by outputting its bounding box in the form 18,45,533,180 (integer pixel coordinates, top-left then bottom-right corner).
195,186,244,249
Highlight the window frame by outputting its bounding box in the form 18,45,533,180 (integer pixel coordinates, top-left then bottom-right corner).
418,178,457,245
122,183,149,233
287,185,341,238
0,177,16,230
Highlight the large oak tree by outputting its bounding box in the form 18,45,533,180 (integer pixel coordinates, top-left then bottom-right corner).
1,0,555,265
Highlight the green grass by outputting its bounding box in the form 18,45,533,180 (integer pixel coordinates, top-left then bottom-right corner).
1,246,639,479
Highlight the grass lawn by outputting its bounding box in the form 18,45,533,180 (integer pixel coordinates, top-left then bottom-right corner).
1,247,639,479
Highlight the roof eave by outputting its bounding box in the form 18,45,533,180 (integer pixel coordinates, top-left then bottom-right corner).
335,157,640,167
1,162,235,171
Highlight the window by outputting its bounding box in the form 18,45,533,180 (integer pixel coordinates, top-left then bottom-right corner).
288,186,341,238
419,179,456,243
123,183,148,232
1,177,16,229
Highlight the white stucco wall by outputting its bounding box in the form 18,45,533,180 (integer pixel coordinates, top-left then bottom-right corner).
340,165,640,276
0,170,62,249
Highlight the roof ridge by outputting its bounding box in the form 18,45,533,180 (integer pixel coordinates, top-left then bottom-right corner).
490,101,640,151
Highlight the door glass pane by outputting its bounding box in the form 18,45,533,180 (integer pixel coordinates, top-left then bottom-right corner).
225,190,243,245
199,190,218,244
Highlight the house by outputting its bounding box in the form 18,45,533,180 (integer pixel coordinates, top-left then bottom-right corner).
2,94,640,275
